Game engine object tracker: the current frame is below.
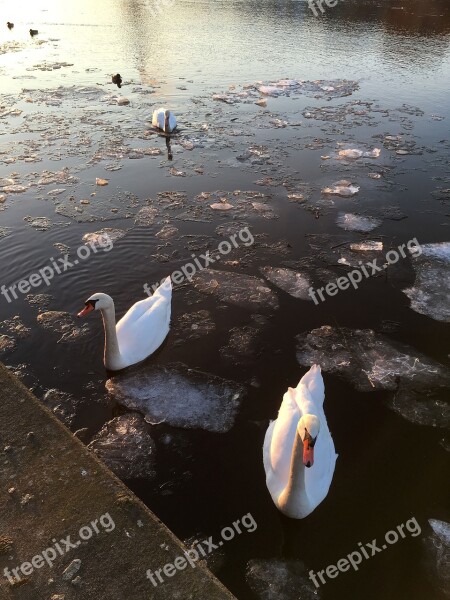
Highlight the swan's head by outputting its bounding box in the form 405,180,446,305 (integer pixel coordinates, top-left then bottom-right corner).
77,293,113,317
297,414,320,468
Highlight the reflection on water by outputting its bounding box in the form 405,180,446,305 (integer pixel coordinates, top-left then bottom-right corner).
1,1,450,599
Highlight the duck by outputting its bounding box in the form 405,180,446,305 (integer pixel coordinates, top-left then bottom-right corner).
77,276,172,371
29,29,38,36
7,22,14,30
112,74,122,88
152,107,177,134
263,365,337,519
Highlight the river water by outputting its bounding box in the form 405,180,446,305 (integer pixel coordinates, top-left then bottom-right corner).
1,1,449,599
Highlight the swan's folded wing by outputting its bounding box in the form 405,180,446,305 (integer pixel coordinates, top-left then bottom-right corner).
266,391,300,484
116,295,171,365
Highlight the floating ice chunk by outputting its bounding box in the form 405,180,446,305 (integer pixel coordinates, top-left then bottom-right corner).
41,389,78,427
88,413,156,480
260,267,313,300
322,181,360,197
83,228,127,245
194,269,279,312
246,559,320,600
296,326,450,396
423,519,450,598
173,310,215,345
37,311,90,343
403,242,450,322
210,202,233,211
0,335,16,355
389,385,450,429
338,148,363,159
135,206,158,225
350,241,383,251
105,364,244,433
26,293,53,311
220,325,261,363
258,86,280,96
155,225,178,239
337,213,382,232
116,97,130,106
2,185,29,193
338,148,380,159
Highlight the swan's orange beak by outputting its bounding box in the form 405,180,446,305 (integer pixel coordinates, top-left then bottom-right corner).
303,439,314,468
77,304,95,318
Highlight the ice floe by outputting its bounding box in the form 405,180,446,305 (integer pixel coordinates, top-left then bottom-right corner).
337,213,382,232
194,269,279,312
260,267,312,300
106,363,244,433
88,413,156,480
37,311,90,343
322,180,360,197
423,519,450,598
296,326,450,411
246,559,320,600
403,242,450,322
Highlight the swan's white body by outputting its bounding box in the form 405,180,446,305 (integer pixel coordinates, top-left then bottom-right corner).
263,365,337,519
152,107,177,133
79,277,172,371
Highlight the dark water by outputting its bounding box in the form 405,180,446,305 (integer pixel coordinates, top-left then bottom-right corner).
1,0,449,599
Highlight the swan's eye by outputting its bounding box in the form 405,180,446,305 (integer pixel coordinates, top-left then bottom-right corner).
86,299,98,308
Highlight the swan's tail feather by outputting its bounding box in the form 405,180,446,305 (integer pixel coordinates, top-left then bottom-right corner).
297,364,324,406
155,276,172,298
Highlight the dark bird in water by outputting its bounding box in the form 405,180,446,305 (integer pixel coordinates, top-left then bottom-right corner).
29,29,38,37
112,74,122,88
7,22,14,30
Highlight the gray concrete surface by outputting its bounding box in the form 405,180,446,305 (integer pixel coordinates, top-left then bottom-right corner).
0,362,236,600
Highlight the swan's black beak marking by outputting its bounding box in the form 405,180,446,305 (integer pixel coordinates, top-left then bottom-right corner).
77,299,97,318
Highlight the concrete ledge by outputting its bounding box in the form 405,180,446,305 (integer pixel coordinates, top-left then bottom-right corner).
0,362,236,600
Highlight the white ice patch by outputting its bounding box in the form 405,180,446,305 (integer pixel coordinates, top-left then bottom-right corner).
424,519,450,598
337,213,382,232
106,364,244,433
350,241,383,251
322,181,360,197
403,241,450,322
260,267,313,300
246,559,320,600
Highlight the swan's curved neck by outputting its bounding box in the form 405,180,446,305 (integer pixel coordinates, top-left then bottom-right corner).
278,432,308,517
100,304,123,370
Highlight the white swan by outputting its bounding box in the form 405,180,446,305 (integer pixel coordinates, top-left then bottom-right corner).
263,365,337,519
152,107,177,133
77,277,172,371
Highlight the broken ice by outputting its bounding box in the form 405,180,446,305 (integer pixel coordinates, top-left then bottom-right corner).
296,326,450,417
337,213,382,232
106,364,244,433
194,269,279,312
260,267,313,300
88,413,156,480
403,242,450,322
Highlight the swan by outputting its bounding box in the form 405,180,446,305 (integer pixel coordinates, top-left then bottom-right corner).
263,365,337,519
77,277,172,371
152,108,177,134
